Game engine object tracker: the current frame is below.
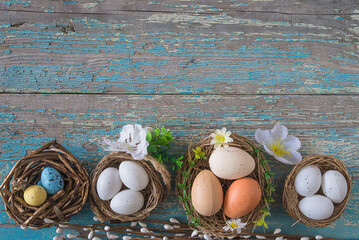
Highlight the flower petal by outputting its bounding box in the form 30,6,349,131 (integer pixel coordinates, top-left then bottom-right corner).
271,150,302,165
255,129,273,146
282,135,301,151
270,124,288,141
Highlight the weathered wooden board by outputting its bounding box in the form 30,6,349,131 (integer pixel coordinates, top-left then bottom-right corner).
0,94,358,239
1,0,359,239
1,0,359,15
0,5,359,94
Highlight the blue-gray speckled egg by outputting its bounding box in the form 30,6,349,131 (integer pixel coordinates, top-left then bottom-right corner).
37,180,43,187
41,167,64,195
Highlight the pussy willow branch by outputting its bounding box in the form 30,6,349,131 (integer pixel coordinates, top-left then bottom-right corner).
55,219,346,240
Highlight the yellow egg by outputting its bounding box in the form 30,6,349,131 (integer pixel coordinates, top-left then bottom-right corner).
24,185,47,206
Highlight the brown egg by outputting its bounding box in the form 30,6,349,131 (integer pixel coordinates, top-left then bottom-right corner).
223,177,262,218
191,170,223,216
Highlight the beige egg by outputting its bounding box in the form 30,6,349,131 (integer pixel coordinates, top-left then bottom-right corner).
191,170,223,216
209,147,255,180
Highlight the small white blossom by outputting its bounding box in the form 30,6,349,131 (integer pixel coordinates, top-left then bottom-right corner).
223,218,246,234
210,127,233,149
255,124,302,165
104,124,149,160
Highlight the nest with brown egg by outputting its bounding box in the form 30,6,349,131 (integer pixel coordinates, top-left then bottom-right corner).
176,133,272,237
0,140,90,229
90,151,171,222
283,155,352,228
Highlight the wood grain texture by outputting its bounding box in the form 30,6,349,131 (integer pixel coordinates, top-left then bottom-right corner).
0,94,358,239
1,0,359,15
1,0,359,239
0,2,359,94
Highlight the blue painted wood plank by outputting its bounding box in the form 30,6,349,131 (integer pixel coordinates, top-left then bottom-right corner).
0,94,358,239
0,10,358,94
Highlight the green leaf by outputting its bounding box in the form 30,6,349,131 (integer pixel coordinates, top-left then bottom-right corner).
147,145,157,153
152,136,168,145
146,131,152,142
154,128,160,138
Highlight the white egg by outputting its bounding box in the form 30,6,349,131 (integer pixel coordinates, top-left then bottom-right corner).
209,147,255,180
110,189,144,215
97,167,122,200
294,165,321,197
119,161,149,191
298,195,334,220
322,170,348,203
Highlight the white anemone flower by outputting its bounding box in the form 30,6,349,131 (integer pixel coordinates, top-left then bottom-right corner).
104,124,149,160
255,123,302,165
223,218,246,234
210,127,233,149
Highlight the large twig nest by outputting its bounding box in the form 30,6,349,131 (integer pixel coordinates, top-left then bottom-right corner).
90,151,171,222
176,133,272,237
0,140,90,229
283,155,352,228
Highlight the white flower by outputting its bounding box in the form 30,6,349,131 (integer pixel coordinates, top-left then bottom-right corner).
255,123,302,165
103,124,149,160
210,127,233,149
223,218,246,234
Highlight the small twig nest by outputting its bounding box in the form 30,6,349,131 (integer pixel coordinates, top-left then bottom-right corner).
90,151,171,222
176,133,272,237
283,155,352,228
0,140,90,229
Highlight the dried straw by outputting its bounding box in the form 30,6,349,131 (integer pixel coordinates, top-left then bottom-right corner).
283,155,352,228
176,133,271,237
90,151,171,222
0,140,90,229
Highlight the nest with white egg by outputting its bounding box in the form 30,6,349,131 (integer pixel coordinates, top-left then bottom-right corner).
283,155,352,228
176,133,272,237
90,151,171,222
0,140,90,229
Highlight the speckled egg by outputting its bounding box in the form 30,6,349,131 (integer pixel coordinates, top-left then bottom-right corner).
322,170,348,203
110,189,144,215
298,195,334,220
41,167,64,195
37,180,43,187
223,177,262,218
209,147,255,180
294,165,322,197
97,167,122,200
24,185,47,206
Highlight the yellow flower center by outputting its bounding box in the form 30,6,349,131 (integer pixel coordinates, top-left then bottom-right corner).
215,135,225,143
271,142,291,156
229,222,237,229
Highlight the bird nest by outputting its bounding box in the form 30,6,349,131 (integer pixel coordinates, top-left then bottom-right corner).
283,155,352,228
176,133,272,237
0,140,90,229
90,151,171,222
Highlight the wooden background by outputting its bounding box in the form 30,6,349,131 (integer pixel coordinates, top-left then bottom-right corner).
0,0,358,239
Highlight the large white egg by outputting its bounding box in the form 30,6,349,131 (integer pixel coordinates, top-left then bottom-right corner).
209,147,255,180
294,165,321,197
119,161,149,191
298,195,334,220
322,170,348,203
96,167,122,200
110,189,144,215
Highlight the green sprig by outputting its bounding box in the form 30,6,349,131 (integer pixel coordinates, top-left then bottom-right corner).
248,142,276,229
177,147,206,228
146,127,183,170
